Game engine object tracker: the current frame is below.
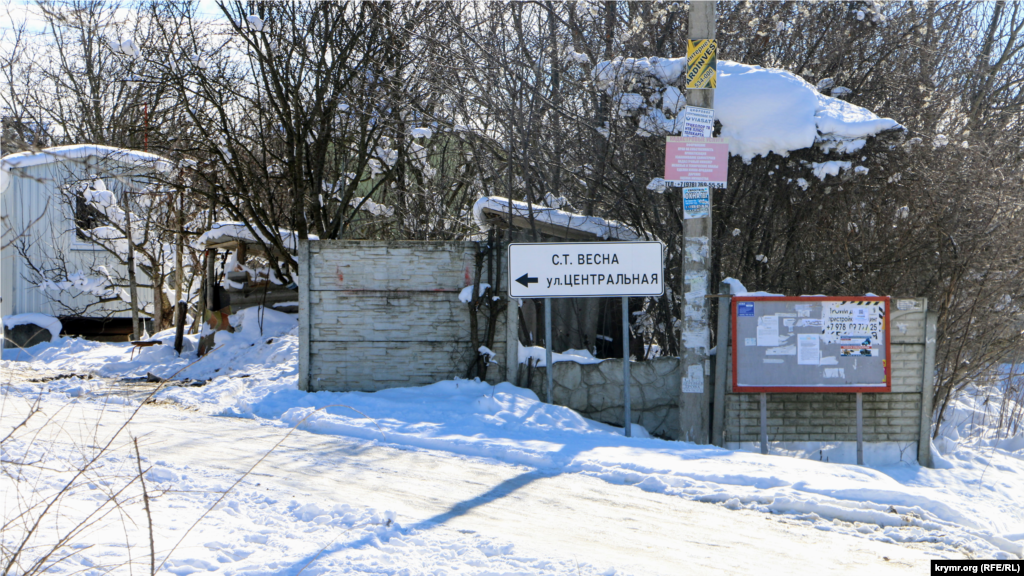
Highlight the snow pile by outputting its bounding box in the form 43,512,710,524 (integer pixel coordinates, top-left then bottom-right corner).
2,306,298,384
1,145,172,194
473,196,647,241
2,313,62,340
722,277,783,297
932,373,1024,458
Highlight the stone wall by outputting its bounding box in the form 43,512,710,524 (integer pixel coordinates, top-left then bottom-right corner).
719,297,936,465
298,240,509,392
520,357,681,439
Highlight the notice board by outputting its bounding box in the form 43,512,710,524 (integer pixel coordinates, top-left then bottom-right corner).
732,296,891,393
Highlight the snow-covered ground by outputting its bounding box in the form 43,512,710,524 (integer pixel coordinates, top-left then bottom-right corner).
2,396,607,576
3,306,1024,574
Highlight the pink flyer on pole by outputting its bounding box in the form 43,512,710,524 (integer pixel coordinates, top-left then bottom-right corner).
664,137,729,188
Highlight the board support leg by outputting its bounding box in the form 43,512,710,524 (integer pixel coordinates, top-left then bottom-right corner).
622,296,632,438
856,392,864,465
759,392,768,455
545,297,553,405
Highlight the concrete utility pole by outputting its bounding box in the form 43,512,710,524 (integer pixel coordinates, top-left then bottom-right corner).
679,0,716,443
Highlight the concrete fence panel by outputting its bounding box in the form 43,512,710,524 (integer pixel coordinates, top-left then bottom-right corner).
299,240,507,392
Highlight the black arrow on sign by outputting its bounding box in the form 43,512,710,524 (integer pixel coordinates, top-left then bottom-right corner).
516,273,538,288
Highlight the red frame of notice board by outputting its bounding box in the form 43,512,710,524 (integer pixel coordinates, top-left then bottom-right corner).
731,296,891,394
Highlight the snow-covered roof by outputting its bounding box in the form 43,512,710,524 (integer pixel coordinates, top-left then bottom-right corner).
1,145,173,194
592,58,901,162
193,221,319,254
473,196,648,241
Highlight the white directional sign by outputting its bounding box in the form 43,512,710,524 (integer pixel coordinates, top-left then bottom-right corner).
507,242,665,298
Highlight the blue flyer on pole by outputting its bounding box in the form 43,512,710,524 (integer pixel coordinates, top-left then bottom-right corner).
682,186,710,219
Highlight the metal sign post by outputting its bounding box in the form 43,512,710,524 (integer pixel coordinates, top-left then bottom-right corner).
856,392,864,465
545,298,553,404
760,393,768,455
509,242,664,438
622,296,632,437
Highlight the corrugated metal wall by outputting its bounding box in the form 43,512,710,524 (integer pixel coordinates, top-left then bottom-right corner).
0,218,14,317
1,155,156,320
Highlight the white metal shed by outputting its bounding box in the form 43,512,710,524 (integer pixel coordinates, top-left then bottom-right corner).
1,145,171,330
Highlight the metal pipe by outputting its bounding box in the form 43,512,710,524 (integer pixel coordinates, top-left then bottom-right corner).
545,297,553,404
856,392,864,465
623,296,632,438
760,393,768,455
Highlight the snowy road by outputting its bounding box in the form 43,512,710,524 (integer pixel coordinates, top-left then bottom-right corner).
22,397,940,575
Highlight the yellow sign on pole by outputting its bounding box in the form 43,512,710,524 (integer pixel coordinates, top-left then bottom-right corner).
686,39,717,89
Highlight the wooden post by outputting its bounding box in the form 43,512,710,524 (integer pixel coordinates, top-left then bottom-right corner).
122,187,141,340
622,296,632,438
679,0,717,444
173,190,186,354
205,250,217,311
506,292,520,386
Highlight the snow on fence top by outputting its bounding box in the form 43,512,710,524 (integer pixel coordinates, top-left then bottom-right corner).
473,196,648,241
0,145,173,194
193,221,319,253
592,58,901,162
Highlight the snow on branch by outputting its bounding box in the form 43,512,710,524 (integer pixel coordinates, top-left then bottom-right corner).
591,56,902,162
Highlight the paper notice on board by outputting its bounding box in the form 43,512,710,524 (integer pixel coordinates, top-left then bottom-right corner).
852,307,870,325
797,334,820,365
823,302,883,342
757,316,779,346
